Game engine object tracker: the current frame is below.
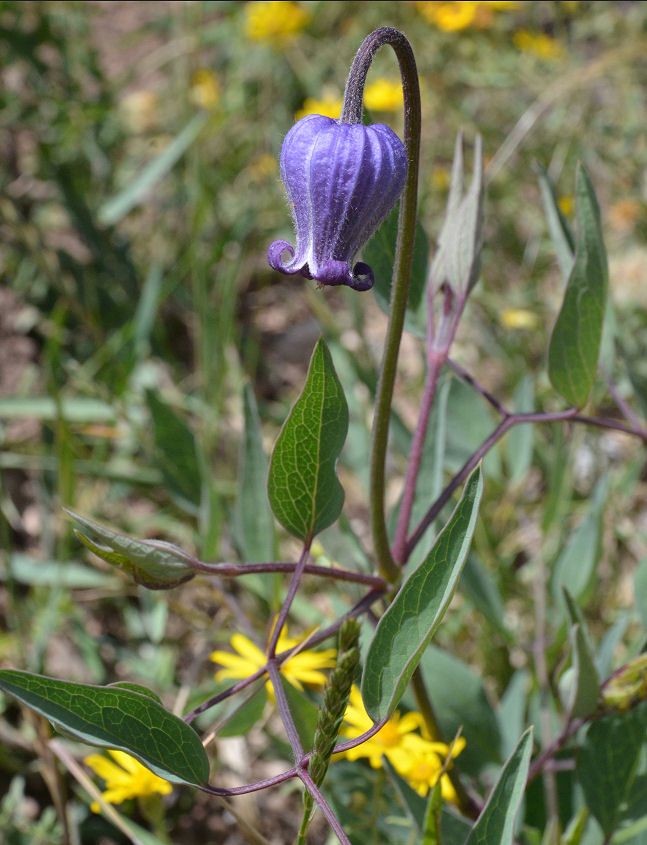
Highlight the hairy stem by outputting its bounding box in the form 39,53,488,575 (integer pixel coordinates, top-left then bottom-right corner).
341,27,421,582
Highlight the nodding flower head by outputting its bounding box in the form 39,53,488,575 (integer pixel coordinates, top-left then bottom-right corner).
268,114,407,291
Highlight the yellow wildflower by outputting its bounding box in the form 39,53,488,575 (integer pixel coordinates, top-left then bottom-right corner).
421,1,479,31
417,1,517,30
84,750,172,813
364,79,404,112
190,69,220,110
513,29,564,60
500,308,539,330
338,687,465,800
558,195,574,217
431,166,451,191
211,627,337,697
244,1,309,45
481,0,519,8
295,94,343,121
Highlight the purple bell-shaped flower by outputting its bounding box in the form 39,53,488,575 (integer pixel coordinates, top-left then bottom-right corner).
268,114,407,291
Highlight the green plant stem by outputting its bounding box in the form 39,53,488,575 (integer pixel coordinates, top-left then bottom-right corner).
341,27,421,583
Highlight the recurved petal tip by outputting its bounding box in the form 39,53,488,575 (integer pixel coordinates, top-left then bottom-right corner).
312,260,374,291
268,239,297,274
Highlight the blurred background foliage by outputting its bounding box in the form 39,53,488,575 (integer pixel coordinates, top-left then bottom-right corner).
1,1,647,842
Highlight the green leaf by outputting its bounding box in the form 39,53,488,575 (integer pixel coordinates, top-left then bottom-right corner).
406,377,451,567
0,670,210,786
420,646,502,776
498,670,529,760
66,510,196,590
465,727,534,845
217,686,267,738
106,682,163,705
462,552,508,637
428,133,484,298
551,476,607,604
278,677,318,749
536,162,575,280
365,204,429,335
547,164,609,407
98,113,208,225
559,623,599,720
563,807,589,845
383,757,427,831
505,376,535,485
579,702,647,836
146,390,203,510
362,466,483,721
421,781,443,845
233,384,275,562
267,337,349,542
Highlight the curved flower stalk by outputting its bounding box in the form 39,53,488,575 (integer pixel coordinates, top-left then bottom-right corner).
268,114,407,291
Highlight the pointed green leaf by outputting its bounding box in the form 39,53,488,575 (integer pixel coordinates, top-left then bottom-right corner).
547,164,609,407
559,623,599,720
362,466,483,721
0,670,209,786
551,475,607,604
364,205,429,335
429,133,484,298
146,390,203,509
217,686,268,738
279,677,318,749
106,682,163,705
536,161,575,280
67,510,196,590
562,807,588,845
579,702,647,836
420,646,501,775
234,384,275,562
267,337,348,542
505,376,535,485
465,727,534,845
421,781,443,845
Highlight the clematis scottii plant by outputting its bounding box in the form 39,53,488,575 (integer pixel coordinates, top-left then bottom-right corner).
268,114,407,291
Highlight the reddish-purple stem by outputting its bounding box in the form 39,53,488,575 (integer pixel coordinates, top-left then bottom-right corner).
392,354,443,563
404,408,579,559
268,541,312,658
192,559,386,589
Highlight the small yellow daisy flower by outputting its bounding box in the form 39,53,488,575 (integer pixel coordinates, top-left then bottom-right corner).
211,626,337,697
558,195,575,217
513,30,564,60
84,750,172,813
500,308,539,330
364,79,404,112
295,94,343,121
244,1,309,45
338,687,465,800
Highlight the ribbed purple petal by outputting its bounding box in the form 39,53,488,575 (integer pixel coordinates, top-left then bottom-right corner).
268,114,407,291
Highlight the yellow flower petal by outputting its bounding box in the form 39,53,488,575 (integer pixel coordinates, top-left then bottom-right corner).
85,751,172,809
